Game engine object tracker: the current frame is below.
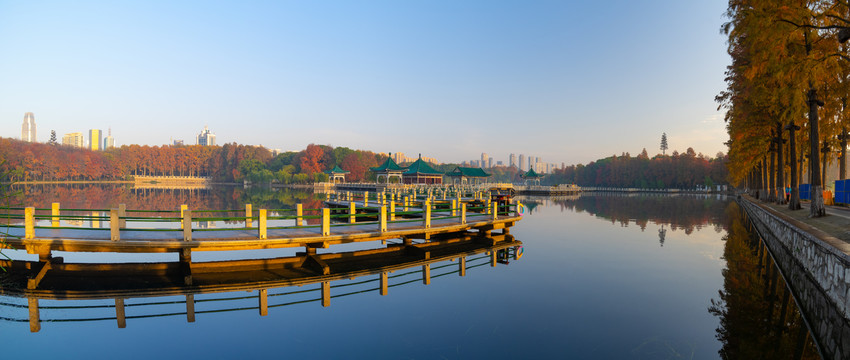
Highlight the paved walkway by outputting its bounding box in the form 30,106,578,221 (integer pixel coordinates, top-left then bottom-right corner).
747,196,850,245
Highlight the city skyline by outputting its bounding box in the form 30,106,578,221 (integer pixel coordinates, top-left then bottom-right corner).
0,1,729,165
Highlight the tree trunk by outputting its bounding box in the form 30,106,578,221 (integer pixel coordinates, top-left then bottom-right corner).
762,156,769,201
808,88,825,217
776,123,786,204
769,137,777,202
841,127,847,180
788,122,801,210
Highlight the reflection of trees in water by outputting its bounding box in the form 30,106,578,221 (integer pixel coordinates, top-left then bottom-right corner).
542,194,729,234
13,184,325,213
708,202,819,359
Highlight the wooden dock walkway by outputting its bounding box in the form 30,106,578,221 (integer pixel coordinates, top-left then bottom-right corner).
0,197,522,259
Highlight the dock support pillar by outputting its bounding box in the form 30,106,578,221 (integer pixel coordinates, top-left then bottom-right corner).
321,208,330,236
321,282,330,307
186,295,195,322
245,204,253,228
25,207,35,239
296,203,303,226
349,202,356,224
459,257,466,276
423,200,431,229
51,202,60,227
461,203,467,224
259,289,268,316
118,203,126,228
258,209,267,239
180,204,188,229
110,208,120,241
379,205,387,232
422,264,431,285
380,272,388,296
403,236,412,245
183,210,192,241
28,298,40,333
116,298,126,328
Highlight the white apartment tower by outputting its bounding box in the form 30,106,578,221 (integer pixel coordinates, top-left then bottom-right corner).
21,112,36,142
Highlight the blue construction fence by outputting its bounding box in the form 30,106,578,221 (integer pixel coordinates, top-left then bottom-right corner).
799,184,811,200
836,179,850,205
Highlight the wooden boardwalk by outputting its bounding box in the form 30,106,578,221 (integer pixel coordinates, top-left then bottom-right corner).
1,200,522,257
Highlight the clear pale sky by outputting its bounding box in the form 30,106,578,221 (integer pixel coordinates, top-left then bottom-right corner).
0,0,729,166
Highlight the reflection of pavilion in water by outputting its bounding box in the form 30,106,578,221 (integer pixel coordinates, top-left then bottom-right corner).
0,232,522,333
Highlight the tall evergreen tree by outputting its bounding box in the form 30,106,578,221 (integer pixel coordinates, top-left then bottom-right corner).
660,133,668,155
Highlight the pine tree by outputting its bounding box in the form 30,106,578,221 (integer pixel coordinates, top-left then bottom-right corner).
48,130,57,145
660,133,668,155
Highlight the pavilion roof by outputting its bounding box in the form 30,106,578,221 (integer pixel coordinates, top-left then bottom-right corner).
370,156,407,172
446,167,490,178
325,165,350,175
403,158,442,175
522,168,543,178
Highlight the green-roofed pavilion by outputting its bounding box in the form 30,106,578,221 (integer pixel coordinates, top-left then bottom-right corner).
446,166,490,185
521,168,543,185
403,156,443,184
370,154,407,184
324,165,350,183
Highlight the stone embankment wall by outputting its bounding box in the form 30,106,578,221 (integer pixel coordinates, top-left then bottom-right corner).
739,198,850,358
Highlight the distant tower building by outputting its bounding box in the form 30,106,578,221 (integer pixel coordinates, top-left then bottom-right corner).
62,132,85,148
89,129,102,151
509,153,516,168
481,153,489,169
488,158,493,168
21,112,36,142
103,128,115,149
519,154,525,171
197,125,216,146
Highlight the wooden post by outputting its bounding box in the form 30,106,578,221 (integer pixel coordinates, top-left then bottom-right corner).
486,198,491,214
451,199,457,217
110,208,120,241
380,205,387,232
118,203,127,228
25,207,35,239
51,202,60,227
296,203,303,226
459,256,466,277
186,294,195,322
422,264,431,285
380,272,388,296
424,200,431,229
349,201,356,224
321,282,330,307
364,191,369,207
259,289,268,316
116,298,126,328
245,204,253,228
491,251,497,267
180,204,188,229
404,196,409,212
461,203,467,224
28,298,40,333
258,209,267,239
390,200,396,221
492,202,498,220
183,210,192,241
321,208,330,236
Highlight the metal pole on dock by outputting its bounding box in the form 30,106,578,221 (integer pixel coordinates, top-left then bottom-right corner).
424,200,431,229
349,202,356,223
380,205,387,232
461,203,467,224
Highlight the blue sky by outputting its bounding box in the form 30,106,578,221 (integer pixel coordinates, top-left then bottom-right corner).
0,0,730,166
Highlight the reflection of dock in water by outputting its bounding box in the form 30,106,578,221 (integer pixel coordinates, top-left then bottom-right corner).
0,232,522,332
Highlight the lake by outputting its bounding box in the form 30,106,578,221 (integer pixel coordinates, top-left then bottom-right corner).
0,185,822,359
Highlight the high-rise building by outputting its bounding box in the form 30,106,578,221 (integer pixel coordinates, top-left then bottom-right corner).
62,132,85,148
21,112,36,142
197,125,216,146
481,153,489,169
519,154,525,171
103,128,114,150
89,129,102,151
509,153,516,168
488,158,493,168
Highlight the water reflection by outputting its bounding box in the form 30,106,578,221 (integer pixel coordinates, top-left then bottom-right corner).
710,202,821,359
0,232,521,333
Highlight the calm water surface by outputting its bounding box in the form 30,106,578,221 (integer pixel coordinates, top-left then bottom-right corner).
0,185,821,359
